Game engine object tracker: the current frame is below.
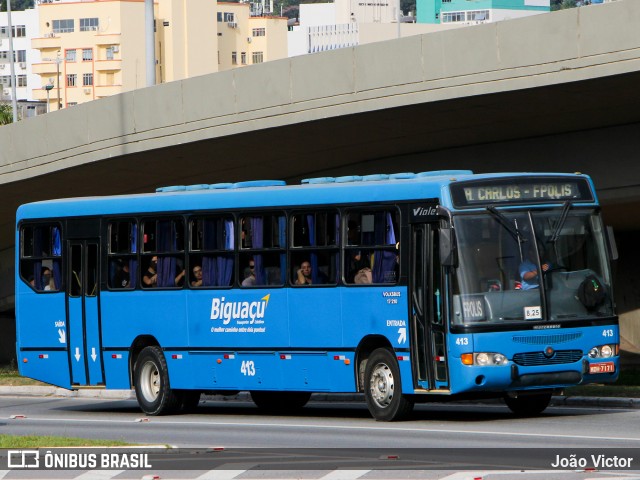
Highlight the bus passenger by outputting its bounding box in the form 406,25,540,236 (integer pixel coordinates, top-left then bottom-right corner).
191,265,203,287
242,259,256,286
113,259,130,288
143,256,158,287
41,267,56,291
295,261,313,285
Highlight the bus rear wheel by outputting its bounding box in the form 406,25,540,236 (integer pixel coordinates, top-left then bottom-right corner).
364,348,414,421
250,391,311,411
504,392,552,416
134,346,180,415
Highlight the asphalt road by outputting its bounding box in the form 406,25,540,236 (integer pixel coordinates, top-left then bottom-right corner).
1,395,640,479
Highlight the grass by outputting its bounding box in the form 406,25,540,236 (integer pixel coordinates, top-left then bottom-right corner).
564,368,640,397
0,435,132,448
0,366,47,386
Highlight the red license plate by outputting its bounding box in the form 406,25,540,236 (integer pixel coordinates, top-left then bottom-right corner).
589,362,615,374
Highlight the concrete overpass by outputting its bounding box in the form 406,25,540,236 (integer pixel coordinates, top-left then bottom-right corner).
2,0,640,356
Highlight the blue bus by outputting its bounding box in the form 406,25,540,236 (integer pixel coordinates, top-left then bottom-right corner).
15,171,619,420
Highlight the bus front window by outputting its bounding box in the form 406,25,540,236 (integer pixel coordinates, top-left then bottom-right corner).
451,209,613,326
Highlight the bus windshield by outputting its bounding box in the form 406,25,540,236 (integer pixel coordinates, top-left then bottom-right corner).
452,208,613,325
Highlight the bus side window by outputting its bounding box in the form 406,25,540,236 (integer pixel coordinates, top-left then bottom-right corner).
240,213,286,287
344,210,399,285
141,218,185,288
290,211,339,286
189,216,235,288
108,220,137,289
20,224,62,292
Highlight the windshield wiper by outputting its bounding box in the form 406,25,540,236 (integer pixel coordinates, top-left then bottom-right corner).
487,206,525,244
548,200,572,244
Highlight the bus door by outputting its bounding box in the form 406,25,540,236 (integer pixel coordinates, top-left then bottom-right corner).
66,240,104,386
410,211,449,390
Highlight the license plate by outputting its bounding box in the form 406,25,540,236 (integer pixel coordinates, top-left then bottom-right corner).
589,362,615,374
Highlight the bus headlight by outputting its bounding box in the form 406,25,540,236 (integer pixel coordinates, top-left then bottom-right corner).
461,352,508,366
588,344,618,358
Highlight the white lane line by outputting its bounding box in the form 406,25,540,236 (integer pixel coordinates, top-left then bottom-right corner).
194,469,247,479
0,471,9,480
10,416,640,443
74,470,125,479
318,470,371,480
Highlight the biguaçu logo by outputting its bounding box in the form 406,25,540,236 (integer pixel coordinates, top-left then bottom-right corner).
210,294,270,325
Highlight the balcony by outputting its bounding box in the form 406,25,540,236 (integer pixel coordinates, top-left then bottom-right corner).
95,84,123,97
94,34,121,45
32,35,62,50
32,88,60,101
95,59,122,71
31,62,59,75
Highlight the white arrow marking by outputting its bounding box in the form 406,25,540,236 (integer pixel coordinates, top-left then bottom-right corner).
397,327,406,344
58,329,66,344
91,348,97,362
74,347,81,362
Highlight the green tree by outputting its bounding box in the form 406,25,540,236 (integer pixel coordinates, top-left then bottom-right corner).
0,103,13,126
0,0,34,12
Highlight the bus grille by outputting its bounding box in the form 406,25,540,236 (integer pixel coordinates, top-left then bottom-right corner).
513,350,583,366
512,333,581,345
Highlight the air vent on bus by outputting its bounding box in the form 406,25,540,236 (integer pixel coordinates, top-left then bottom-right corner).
417,170,473,177
230,180,286,188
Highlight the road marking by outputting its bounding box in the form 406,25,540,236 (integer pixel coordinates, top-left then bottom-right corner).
74,470,125,479
12,416,640,443
318,470,370,480
195,470,247,479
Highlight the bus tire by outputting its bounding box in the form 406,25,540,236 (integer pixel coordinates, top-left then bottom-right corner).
364,348,414,421
134,346,180,415
250,391,311,411
504,392,552,416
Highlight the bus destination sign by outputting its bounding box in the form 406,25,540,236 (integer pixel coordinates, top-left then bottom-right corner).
450,177,594,208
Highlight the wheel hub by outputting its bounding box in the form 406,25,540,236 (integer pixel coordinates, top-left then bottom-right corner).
370,363,394,408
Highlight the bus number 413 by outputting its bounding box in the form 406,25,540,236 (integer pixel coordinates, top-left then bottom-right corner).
241,361,256,376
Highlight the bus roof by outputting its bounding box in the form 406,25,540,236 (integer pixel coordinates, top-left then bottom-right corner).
16,171,595,220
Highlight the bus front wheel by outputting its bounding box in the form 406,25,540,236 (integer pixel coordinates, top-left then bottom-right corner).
134,346,180,415
504,392,552,416
364,348,414,421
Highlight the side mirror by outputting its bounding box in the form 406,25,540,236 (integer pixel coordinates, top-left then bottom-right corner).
440,227,458,267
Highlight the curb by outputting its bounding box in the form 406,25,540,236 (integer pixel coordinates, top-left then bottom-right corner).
1,386,639,409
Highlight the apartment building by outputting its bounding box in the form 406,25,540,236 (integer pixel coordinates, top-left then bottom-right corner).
217,2,287,72
0,8,41,102
418,0,550,25
31,0,287,110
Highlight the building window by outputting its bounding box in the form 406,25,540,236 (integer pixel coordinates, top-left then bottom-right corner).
83,73,93,86
241,52,246,65
11,25,26,37
0,75,11,86
67,102,78,107
17,75,27,87
66,74,77,87
106,46,115,60
442,12,465,23
65,49,76,62
52,19,74,34
13,50,26,63
467,10,489,21
223,12,234,22
82,48,93,61
252,28,265,37
231,52,237,65
80,18,99,32
217,12,222,22
252,52,263,64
